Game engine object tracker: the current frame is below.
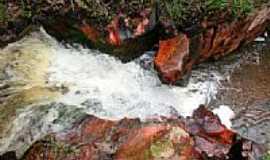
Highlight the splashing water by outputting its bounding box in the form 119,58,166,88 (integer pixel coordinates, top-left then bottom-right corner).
0,29,223,157
48,42,220,119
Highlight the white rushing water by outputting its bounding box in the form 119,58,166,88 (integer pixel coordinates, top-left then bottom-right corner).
213,105,235,128
47,42,220,120
0,29,227,156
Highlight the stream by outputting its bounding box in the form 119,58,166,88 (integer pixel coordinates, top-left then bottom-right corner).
0,29,269,157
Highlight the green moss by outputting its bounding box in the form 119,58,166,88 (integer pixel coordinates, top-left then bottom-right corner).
0,2,6,22
150,139,174,158
76,0,153,27
263,153,270,160
206,0,228,10
231,0,254,16
164,0,205,27
163,0,255,27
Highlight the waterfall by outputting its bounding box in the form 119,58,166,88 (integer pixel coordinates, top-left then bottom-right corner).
0,28,222,157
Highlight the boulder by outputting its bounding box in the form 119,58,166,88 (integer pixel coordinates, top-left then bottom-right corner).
154,6,270,85
154,34,190,85
21,106,265,160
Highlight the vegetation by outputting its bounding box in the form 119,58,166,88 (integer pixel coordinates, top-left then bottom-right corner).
20,0,32,18
263,153,270,160
206,0,228,10
0,2,5,22
0,0,263,27
164,0,255,27
164,0,205,27
231,0,254,16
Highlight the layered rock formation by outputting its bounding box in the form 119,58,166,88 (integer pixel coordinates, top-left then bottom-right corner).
154,6,270,85
6,106,263,160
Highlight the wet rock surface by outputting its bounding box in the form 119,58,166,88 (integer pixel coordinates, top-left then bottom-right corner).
0,32,226,158
232,101,270,149
154,7,270,85
12,106,264,160
154,34,190,85
0,0,160,62
0,1,269,66
0,1,270,159
210,43,270,150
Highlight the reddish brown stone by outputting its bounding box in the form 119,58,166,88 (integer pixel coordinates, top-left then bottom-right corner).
154,7,270,85
22,107,265,160
78,144,97,160
154,34,190,84
80,116,115,142
245,7,270,43
106,9,154,47
80,22,100,43
107,17,122,46
115,125,170,160
194,136,231,158
189,106,236,145
22,140,58,160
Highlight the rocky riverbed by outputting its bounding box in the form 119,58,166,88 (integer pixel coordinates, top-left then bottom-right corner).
0,28,269,160
210,42,270,150
0,1,269,159
0,30,222,158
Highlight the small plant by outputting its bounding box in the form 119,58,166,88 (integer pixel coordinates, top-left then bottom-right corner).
205,0,228,11
231,0,254,16
164,0,204,27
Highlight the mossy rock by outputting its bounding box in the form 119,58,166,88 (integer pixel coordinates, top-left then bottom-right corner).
150,140,175,158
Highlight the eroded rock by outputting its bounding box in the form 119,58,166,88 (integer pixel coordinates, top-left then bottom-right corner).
20,106,265,160
154,6,270,85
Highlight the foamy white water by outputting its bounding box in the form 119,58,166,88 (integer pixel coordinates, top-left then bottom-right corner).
213,105,235,128
47,38,220,120
0,29,224,157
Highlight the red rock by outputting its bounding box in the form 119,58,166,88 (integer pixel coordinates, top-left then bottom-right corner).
134,18,150,37
245,7,270,43
155,7,270,85
22,141,58,160
190,106,236,144
107,17,122,46
115,125,170,160
154,34,190,84
78,144,97,160
22,107,265,160
106,7,156,47
80,116,115,142
80,21,100,42
194,136,231,158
